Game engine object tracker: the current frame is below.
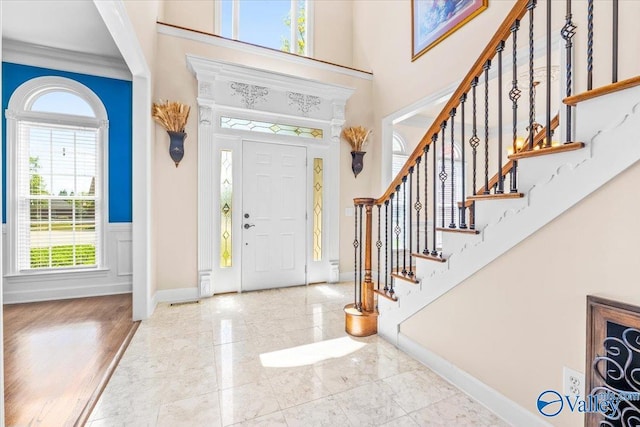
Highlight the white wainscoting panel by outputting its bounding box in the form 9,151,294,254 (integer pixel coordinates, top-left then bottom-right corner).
2,223,132,303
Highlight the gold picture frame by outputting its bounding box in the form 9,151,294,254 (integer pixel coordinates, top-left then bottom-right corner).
412,0,488,61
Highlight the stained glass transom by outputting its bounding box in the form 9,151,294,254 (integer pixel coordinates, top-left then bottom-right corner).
220,150,233,268
313,158,323,261
220,116,323,139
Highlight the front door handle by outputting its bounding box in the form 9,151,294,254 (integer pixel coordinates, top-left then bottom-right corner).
243,223,255,229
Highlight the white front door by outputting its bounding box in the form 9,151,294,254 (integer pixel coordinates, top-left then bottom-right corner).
242,141,307,291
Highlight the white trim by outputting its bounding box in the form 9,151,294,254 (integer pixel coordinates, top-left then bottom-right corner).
2,39,131,82
154,287,200,304
397,333,550,427
305,0,315,58
159,23,372,81
94,0,153,320
0,3,6,421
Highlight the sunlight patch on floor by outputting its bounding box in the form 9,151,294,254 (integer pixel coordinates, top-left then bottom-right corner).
259,336,366,368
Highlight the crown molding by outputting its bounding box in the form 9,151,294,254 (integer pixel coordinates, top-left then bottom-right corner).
2,39,131,81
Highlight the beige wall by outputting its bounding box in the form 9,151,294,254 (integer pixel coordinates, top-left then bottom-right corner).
151,32,373,290
401,160,640,426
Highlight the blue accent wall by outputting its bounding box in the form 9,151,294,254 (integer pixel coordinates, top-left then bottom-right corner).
2,62,132,223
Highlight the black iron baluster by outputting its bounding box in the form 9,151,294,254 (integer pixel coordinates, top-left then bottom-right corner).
483,59,491,194
561,3,576,144
470,77,480,195
384,200,389,292
497,41,505,193
358,204,363,311
545,0,552,148
376,204,381,291
389,194,394,293
510,20,521,192
449,108,457,228
431,134,438,256
587,0,593,90
402,177,407,276
415,156,421,254
459,93,468,229
408,168,414,277
395,185,401,277
423,145,430,255
439,121,447,228
528,0,537,150
612,0,618,83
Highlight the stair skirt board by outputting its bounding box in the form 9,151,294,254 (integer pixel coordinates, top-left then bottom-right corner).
376,85,640,350
396,333,551,427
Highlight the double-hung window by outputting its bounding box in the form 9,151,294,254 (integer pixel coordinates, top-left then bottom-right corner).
218,0,311,56
7,77,107,272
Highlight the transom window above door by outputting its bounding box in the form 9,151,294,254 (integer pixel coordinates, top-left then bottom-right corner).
217,0,310,55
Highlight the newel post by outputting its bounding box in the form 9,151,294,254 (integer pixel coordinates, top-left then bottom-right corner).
359,198,375,313
344,197,378,337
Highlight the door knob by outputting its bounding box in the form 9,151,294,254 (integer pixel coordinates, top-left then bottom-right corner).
243,223,255,229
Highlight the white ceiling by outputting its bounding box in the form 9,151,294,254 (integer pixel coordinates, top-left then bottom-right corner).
2,0,122,59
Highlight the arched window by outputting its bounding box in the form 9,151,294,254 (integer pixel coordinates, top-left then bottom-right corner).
6,77,108,272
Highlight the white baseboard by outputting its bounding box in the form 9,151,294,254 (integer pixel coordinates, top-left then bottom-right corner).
397,333,550,427
3,282,132,304
154,287,199,304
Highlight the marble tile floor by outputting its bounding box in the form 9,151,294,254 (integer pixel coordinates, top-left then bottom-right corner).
88,283,509,426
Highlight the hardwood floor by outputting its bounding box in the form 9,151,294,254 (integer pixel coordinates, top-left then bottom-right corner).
3,294,138,427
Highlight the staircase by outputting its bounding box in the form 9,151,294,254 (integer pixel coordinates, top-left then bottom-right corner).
344,0,640,423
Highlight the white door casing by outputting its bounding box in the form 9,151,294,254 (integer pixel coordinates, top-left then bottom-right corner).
187,55,354,296
242,141,306,290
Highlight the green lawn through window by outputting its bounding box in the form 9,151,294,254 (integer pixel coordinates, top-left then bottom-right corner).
30,245,96,268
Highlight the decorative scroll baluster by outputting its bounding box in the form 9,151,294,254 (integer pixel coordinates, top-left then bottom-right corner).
358,204,363,311
612,0,619,84
528,0,537,150
402,177,407,276
470,77,480,194
408,168,414,276
497,41,505,194
384,200,389,292
483,59,491,194
449,108,457,228
395,186,401,276
459,93,468,229
439,122,447,228
587,0,594,90
423,145,430,255
431,134,438,256
415,156,422,254
353,202,358,309
376,204,381,291
561,3,576,144
510,20,521,192
545,0,552,148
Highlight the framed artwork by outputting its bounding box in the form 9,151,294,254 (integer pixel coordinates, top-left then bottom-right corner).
412,0,488,61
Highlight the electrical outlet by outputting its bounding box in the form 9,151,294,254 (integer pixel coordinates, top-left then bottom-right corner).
345,207,354,217
563,367,585,397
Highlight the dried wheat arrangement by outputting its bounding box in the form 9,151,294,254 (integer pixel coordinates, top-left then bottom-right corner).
152,100,191,132
342,126,371,152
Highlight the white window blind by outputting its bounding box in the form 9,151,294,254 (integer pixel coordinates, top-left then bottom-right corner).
16,120,99,270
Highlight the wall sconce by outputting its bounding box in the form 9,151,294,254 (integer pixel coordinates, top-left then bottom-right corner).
152,100,191,167
342,126,372,178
